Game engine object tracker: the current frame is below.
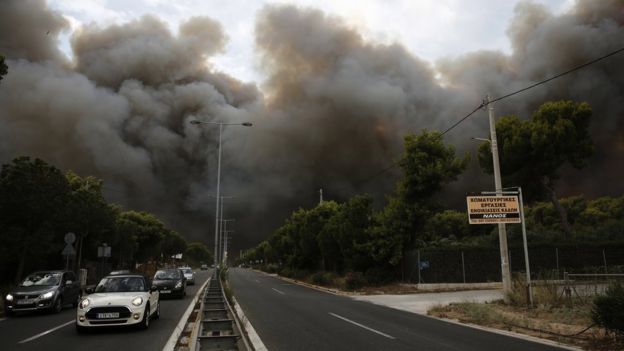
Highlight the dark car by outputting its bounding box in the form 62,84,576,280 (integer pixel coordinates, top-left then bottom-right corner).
4,270,81,316
152,269,186,299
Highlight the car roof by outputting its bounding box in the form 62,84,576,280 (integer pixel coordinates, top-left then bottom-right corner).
102,274,146,279
29,270,68,274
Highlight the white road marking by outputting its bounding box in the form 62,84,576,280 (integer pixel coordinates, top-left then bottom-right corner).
272,288,285,295
0,318,6,322
255,279,261,283
18,320,75,344
329,313,395,340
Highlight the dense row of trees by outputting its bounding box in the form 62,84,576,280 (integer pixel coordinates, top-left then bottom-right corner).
0,157,212,284
240,100,610,283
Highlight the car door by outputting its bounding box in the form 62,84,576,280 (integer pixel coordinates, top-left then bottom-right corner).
147,277,158,310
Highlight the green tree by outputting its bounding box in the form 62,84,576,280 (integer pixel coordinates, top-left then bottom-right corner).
64,171,115,270
185,242,213,266
0,55,7,82
324,194,376,272
116,211,167,263
374,130,468,266
0,157,70,282
161,229,187,260
478,100,594,238
313,201,340,271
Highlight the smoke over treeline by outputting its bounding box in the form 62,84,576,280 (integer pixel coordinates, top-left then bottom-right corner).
0,0,622,254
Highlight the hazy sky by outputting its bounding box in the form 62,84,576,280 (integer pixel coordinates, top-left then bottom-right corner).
48,0,572,83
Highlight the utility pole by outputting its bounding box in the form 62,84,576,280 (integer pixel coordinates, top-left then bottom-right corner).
319,188,323,204
486,94,512,296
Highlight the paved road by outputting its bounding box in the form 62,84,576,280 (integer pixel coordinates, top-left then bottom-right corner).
0,269,211,351
229,268,567,351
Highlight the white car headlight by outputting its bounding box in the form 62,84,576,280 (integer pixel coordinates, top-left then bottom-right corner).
175,281,182,289
40,291,55,299
79,298,90,309
132,297,143,306
5,294,13,302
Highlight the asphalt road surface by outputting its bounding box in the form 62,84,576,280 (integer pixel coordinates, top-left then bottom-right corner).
229,268,567,351
0,269,212,351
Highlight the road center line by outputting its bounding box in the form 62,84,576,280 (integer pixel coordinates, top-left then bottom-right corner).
18,320,74,344
329,313,395,340
272,288,285,295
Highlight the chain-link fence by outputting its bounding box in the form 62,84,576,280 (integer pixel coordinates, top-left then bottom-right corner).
404,245,624,284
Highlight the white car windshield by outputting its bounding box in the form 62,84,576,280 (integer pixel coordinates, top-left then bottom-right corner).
182,269,192,274
20,273,61,286
154,270,180,280
95,277,145,292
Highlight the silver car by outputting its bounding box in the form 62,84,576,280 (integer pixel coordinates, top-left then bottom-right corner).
180,268,195,285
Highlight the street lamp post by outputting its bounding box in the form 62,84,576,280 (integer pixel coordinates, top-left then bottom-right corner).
221,219,235,266
190,119,252,267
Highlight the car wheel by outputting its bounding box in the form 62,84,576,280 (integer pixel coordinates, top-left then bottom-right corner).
153,301,160,320
52,297,63,313
140,305,150,330
76,322,87,334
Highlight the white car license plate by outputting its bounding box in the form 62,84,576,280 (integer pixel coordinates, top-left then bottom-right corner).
17,299,35,305
97,312,120,319
160,290,171,294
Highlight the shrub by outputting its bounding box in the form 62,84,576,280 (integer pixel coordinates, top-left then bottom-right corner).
345,271,366,290
592,282,624,335
264,263,279,274
311,271,329,286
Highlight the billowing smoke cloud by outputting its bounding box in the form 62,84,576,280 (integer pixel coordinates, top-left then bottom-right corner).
0,0,622,254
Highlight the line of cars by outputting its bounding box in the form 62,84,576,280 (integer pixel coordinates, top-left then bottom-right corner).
3,266,198,333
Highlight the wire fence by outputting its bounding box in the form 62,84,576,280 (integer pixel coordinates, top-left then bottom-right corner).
404,245,624,284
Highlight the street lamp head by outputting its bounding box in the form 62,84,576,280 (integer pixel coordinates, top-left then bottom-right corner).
190,120,202,125
241,122,253,127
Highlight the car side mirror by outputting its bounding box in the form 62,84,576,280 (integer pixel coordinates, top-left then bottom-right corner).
85,287,94,294
150,286,158,292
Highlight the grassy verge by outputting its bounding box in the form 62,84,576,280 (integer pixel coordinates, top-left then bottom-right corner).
428,300,619,350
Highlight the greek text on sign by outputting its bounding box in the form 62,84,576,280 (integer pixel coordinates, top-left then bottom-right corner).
466,195,521,224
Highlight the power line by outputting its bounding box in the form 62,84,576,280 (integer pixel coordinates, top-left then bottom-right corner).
350,46,624,188
442,46,624,136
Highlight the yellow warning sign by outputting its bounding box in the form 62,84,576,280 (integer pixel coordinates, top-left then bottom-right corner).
466,195,521,224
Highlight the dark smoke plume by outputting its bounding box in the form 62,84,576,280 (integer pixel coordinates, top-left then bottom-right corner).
0,0,622,254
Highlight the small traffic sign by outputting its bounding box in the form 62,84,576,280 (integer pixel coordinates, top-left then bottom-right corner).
64,232,76,244
62,244,76,256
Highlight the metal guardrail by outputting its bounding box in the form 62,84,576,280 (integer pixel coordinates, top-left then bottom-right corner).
195,272,251,351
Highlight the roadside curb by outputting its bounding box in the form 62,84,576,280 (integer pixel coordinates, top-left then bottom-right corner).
162,276,210,351
232,295,267,351
426,315,583,351
252,269,349,296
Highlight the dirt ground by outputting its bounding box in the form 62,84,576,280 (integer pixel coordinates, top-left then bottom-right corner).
428,301,622,351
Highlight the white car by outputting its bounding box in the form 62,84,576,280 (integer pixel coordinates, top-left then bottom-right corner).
180,267,195,285
76,274,159,332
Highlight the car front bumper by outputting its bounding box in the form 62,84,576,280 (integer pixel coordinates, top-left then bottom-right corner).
5,297,55,312
77,304,146,327
156,286,184,297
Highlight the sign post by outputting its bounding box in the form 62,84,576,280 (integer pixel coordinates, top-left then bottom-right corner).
62,232,76,270
467,189,533,307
